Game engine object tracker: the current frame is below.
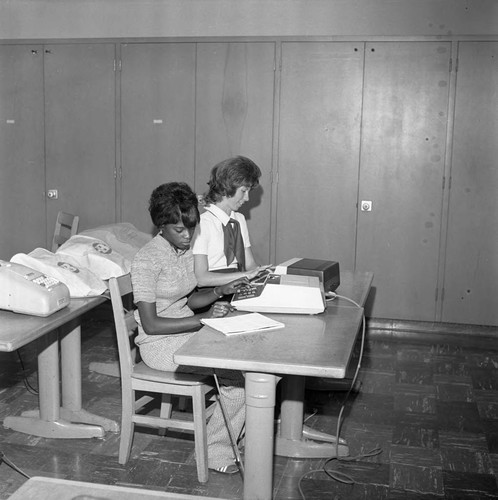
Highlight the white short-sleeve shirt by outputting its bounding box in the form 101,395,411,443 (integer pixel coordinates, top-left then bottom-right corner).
191,204,251,271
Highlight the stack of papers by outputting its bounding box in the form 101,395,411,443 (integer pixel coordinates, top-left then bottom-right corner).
201,312,285,336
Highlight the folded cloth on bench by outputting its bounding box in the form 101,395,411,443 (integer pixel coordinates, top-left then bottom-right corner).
11,248,107,297
56,235,130,280
78,223,152,263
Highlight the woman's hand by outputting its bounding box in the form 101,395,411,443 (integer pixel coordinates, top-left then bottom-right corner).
245,268,261,280
209,301,234,318
245,264,273,281
218,276,251,296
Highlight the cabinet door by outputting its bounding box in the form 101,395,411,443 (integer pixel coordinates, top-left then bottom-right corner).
357,42,451,321
442,42,498,326
120,43,196,234
0,45,45,258
44,44,116,238
195,42,275,265
276,42,364,267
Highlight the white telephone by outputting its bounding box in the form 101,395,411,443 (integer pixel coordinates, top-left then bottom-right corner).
0,260,70,316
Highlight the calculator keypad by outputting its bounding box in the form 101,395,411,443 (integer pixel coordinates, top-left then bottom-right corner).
32,275,60,288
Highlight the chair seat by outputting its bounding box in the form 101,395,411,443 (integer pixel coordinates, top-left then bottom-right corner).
132,361,212,386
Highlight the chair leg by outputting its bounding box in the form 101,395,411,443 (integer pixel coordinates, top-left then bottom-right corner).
118,388,135,464
158,394,173,437
191,385,209,483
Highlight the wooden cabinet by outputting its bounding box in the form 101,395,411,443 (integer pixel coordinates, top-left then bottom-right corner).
276,41,452,323
0,45,45,259
356,42,451,321
0,44,116,258
120,43,196,234
1,38,496,327
194,42,276,265
442,42,498,326
275,42,364,269
119,41,276,263
44,44,116,239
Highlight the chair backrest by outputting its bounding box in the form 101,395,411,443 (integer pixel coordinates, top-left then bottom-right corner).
52,211,79,252
108,274,137,381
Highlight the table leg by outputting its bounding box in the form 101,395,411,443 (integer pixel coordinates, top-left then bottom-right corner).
35,330,60,421
59,321,119,432
275,375,349,458
244,372,276,500
4,330,105,439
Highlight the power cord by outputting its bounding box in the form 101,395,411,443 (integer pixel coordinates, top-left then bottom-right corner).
16,349,38,396
298,292,382,498
213,371,245,479
0,451,31,479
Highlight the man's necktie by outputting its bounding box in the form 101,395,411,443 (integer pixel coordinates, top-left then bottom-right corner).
223,218,246,271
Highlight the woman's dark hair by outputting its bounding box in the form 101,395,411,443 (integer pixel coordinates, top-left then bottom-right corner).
203,156,261,204
149,182,200,230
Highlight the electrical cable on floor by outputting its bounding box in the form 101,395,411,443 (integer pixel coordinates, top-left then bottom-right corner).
16,349,38,395
213,371,245,479
0,451,31,479
297,292,383,499
303,409,318,423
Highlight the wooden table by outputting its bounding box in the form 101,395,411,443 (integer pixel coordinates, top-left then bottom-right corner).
9,477,220,500
0,295,119,438
175,271,373,500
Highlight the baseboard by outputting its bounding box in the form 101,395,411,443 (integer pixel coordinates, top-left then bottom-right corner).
366,317,498,343
306,317,497,392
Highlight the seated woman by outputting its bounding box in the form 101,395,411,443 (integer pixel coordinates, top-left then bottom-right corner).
131,181,248,474
192,155,269,287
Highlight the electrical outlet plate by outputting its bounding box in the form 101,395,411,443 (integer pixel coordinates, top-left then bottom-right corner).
361,200,372,211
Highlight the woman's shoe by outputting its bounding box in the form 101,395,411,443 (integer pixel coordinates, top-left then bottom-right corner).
211,464,239,474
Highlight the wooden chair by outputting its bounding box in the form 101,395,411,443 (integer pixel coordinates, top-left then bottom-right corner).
51,211,79,252
107,274,215,483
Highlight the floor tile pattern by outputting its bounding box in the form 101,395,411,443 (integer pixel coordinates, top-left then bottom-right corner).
0,308,497,499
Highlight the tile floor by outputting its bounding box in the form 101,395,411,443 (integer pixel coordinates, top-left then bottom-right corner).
0,308,497,499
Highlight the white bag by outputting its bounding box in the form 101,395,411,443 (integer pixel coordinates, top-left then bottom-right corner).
11,248,107,298
79,223,152,262
56,234,131,280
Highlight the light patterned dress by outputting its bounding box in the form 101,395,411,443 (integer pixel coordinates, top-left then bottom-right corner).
131,234,245,469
